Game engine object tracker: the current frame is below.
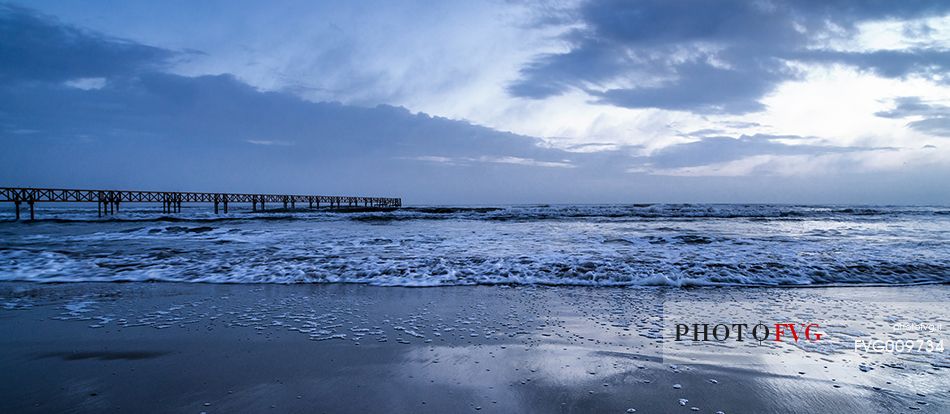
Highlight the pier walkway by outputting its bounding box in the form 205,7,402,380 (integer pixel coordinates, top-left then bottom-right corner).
1,187,401,220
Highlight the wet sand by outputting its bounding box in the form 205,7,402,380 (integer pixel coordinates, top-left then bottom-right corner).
0,283,947,413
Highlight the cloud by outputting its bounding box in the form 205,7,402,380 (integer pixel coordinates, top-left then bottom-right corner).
631,154,805,177
246,139,294,146
482,156,573,168
0,70,600,201
0,4,173,82
0,6,608,203
1,4,947,204
798,49,950,81
875,96,948,118
508,1,950,114
63,77,107,90
407,155,574,168
875,96,950,136
909,117,950,137
632,134,895,172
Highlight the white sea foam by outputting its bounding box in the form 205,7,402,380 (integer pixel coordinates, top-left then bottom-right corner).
0,204,947,286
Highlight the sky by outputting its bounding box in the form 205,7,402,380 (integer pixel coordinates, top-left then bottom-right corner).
1,1,949,204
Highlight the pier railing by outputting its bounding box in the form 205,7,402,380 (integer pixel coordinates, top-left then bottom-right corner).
1,187,401,220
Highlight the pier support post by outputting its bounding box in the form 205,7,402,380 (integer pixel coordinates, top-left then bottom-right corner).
283,198,288,209
309,198,313,209
223,199,228,214
252,198,257,211
29,200,34,221
291,199,295,209
14,200,20,220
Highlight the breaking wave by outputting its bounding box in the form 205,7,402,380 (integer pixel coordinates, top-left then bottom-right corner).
1,204,948,287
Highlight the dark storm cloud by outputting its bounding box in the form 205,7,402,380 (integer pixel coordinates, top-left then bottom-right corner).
509,0,950,114
0,5,637,203
1,70,621,201
0,4,173,82
592,60,789,114
875,97,950,137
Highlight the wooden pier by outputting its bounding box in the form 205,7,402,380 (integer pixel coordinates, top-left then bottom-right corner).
1,187,401,220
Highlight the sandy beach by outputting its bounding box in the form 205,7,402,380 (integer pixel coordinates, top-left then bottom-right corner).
1,282,946,413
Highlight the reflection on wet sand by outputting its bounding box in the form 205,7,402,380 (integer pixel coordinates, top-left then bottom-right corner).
0,283,946,413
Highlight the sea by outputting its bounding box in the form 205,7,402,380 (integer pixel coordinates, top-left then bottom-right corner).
1,204,948,287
